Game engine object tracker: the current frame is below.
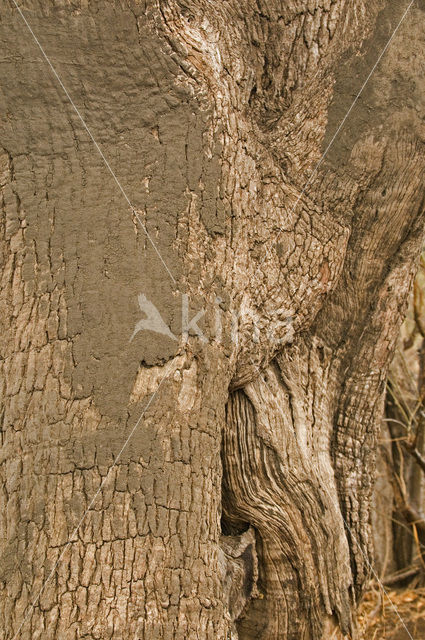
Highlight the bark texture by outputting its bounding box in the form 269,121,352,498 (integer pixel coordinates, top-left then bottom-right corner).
1,1,425,639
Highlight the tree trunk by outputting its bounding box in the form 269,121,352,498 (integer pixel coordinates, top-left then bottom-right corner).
377,264,425,582
1,1,425,639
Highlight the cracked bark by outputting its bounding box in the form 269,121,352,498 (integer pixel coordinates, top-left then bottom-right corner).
1,1,425,639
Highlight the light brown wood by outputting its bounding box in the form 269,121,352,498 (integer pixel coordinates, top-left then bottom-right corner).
1,1,425,638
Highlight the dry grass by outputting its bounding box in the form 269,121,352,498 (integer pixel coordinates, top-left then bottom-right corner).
354,585,425,639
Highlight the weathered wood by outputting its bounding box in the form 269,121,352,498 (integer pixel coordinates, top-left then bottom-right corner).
1,1,425,638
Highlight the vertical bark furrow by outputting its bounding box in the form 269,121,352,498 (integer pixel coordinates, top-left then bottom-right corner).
222,359,354,640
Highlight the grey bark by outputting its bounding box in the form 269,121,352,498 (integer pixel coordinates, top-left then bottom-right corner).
1,1,425,639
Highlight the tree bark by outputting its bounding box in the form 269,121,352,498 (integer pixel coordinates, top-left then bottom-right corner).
1,1,425,639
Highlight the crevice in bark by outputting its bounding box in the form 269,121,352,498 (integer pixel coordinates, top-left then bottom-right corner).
219,525,259,637
221,369,354,640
